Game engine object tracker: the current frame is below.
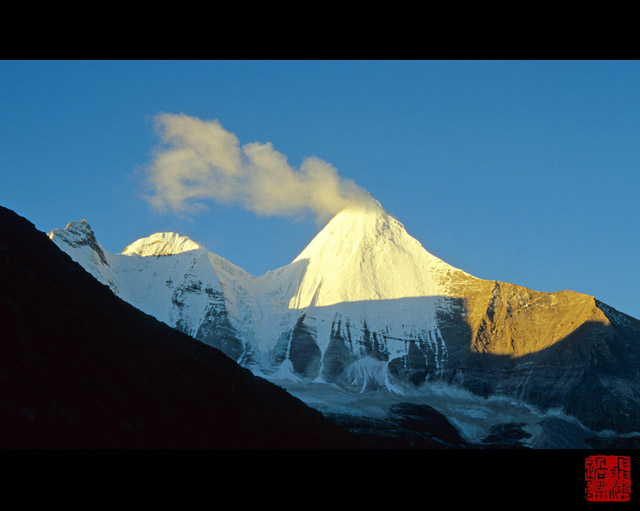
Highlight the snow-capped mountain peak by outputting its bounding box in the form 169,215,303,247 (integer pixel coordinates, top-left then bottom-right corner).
122,232,203,257
48,220,109,266
47,202,640,442
49,219,97,246
288,199,473,308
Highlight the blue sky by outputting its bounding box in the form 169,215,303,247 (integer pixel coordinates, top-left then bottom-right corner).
1,60,638,318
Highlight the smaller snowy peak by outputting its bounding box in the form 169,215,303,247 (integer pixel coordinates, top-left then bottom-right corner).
48,220,109,267
122,232,204,257
49,220,96,245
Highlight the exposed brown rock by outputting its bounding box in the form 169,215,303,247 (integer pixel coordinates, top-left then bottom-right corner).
463,280,610,357
432,275,640,433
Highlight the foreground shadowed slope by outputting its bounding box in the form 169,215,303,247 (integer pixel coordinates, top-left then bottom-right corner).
0,206,360,449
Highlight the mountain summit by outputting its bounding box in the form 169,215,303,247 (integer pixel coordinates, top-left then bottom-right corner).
288,200,472,308
50,202,640,441
122,232,203,257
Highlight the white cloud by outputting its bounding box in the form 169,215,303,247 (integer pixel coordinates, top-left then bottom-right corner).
143,113,370,222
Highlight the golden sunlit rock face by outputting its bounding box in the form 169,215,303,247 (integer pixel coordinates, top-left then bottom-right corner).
462,280,610,357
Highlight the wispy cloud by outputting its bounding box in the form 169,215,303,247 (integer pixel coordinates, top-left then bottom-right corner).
143,113,370,223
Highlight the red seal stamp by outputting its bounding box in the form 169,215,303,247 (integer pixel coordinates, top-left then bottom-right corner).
585,455,631,502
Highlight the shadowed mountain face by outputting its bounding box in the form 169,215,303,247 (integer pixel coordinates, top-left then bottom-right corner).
435,285,640,434
0,205,361,449
282,292,640,435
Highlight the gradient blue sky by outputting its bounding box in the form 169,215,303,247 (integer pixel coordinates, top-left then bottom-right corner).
1,60,638,318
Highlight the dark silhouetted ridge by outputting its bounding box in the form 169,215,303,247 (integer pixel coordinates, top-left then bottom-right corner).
0,205,361,448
